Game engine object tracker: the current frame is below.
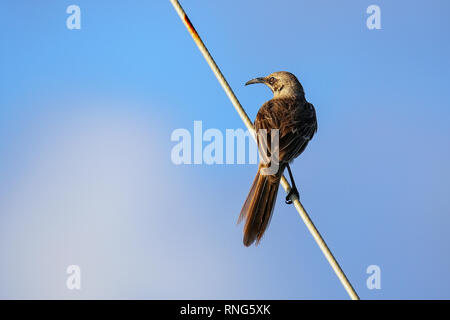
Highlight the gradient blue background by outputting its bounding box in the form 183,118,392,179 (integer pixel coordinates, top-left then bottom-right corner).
1,0,449,299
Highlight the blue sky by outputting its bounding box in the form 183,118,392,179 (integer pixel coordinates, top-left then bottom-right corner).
0,0,450,299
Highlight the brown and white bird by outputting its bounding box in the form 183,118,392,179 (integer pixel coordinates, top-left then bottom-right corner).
239,71,317,246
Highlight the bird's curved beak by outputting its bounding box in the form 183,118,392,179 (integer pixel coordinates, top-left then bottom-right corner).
245,77,266,86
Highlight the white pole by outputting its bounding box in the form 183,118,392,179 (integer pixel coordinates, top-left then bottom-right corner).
169,0,360,300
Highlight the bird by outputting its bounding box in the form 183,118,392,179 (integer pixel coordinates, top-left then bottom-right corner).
238,71,317,246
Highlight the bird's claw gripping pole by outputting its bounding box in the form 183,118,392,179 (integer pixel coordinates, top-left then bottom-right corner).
169,0,359,300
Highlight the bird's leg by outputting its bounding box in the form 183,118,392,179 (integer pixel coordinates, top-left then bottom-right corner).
285,164,300,204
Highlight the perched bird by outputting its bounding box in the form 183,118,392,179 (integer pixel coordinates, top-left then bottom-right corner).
239,71,317,246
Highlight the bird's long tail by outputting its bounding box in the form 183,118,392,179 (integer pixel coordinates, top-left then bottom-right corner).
238,165,282,246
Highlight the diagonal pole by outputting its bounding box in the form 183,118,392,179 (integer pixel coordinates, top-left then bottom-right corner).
169,0,359,300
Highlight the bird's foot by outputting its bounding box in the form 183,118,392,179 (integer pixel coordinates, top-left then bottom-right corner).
285,186,300,204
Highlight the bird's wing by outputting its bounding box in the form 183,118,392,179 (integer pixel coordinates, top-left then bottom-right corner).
254,99,317,167
282,101,317,159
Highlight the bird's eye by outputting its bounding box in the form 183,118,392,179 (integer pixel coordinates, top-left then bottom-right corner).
268,77,276,84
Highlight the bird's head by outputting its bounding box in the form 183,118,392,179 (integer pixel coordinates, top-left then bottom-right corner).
245,71,304,99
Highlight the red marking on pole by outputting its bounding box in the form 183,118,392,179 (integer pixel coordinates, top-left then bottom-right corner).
184,14,199,39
